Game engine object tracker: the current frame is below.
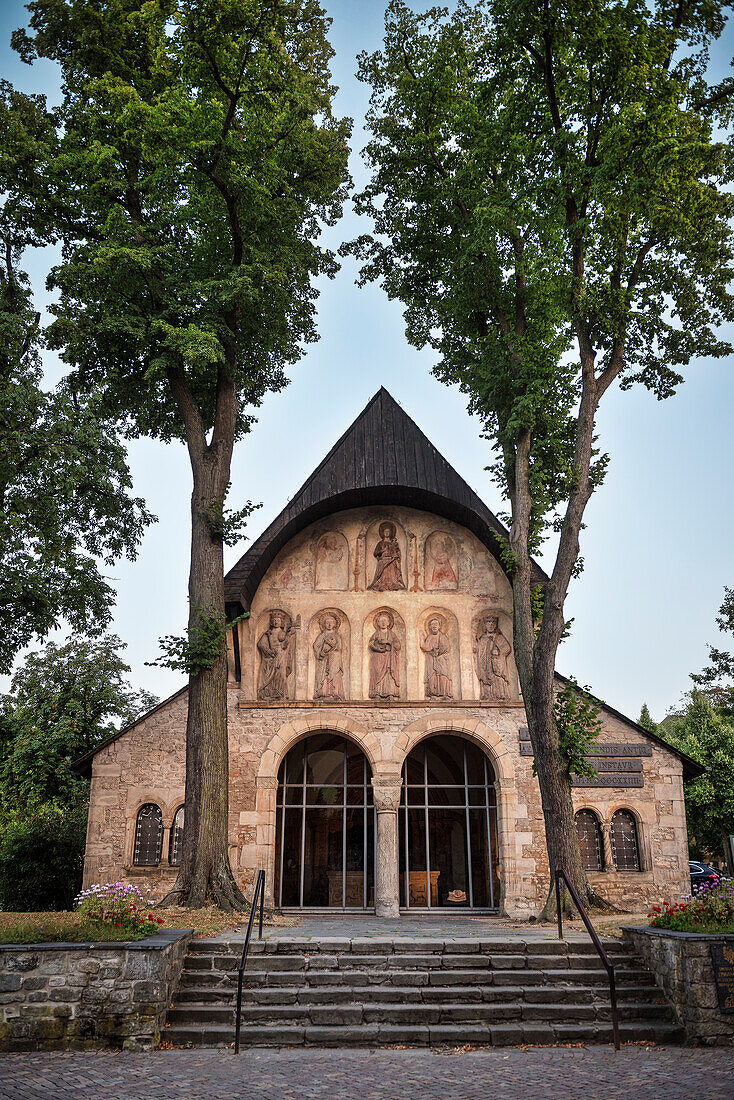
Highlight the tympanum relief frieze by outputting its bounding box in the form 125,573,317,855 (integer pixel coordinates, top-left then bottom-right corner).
245,507,518,704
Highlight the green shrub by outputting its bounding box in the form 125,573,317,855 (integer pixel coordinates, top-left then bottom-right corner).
0,801,87,911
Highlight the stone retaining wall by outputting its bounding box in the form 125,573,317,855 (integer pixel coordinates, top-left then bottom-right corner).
0,928,192,1051
624,927,734,1046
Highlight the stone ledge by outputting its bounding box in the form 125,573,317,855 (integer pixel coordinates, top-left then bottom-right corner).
0,929,193,953
623,926,734,942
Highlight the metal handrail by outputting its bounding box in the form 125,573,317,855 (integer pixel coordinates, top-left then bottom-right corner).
555,868,620,1051
234,869,265,1054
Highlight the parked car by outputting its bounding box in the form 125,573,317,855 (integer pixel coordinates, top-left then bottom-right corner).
689,860,731,892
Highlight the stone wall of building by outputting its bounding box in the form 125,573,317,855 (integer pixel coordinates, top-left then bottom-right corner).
82,505,690,918
625,928,734,1045
0,929,192,1051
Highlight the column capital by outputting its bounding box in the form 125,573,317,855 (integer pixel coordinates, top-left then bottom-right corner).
371,778,402,813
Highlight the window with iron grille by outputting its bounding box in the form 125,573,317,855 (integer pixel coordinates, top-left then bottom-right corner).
575,809,604,871
169,805,185,866
610,809,641,871
133,803,163,866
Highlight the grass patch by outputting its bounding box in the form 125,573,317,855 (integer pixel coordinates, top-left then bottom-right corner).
0,913,156,944
0,906,297,945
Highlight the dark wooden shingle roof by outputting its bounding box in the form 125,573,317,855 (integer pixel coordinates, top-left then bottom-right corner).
224,387,546,610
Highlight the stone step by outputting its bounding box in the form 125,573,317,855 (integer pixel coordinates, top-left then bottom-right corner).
163,1019,685,1049
168,999,675,1029
186,936,635,956
173,981,669,1007
178,964,653,990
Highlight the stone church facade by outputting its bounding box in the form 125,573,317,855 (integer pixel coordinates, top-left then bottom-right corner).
77,390,698,918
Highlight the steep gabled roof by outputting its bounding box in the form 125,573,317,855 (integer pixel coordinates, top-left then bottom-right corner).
224,387,546,610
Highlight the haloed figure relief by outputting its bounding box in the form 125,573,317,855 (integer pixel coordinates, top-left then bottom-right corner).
257,610,296,701
368,521,406,591
474,615,512,701
368,611,401,700
420,615,453,700
313,612,345,701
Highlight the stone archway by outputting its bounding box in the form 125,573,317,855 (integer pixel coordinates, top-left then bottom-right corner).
392,714,520,917
256,713,385,908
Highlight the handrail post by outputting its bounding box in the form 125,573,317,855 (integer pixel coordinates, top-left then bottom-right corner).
234,869,265,1055
609,966,620,1051
555,870,564,940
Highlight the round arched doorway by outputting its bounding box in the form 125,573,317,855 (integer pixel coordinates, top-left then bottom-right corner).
399,734,500,910
275,733,375,909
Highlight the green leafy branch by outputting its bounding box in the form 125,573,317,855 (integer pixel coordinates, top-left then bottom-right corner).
148,607,248,677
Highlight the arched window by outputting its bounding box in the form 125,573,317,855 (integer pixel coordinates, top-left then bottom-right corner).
133,803,163,867
169,806,185,866
575,810,604,871
611,809,641,871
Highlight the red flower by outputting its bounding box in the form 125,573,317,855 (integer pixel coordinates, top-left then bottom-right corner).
157,917,165,924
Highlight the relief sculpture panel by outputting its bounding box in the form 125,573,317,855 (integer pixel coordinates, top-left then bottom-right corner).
424,532,458,591
257,610,297,701
311,609,348,701
315,531,349,591
367,520,406,591
473,612,513,701
367,608,404,700
420,614,454,700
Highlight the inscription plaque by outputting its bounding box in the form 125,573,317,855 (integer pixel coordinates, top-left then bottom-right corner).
572,775,644,788
590,759,643,773
710,943,734,1013
519,740,652,758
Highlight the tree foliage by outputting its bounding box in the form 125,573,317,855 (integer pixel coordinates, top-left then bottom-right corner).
662,691,734,870
0,635,156,910
0,634,156,814
0,80,153,675
348,0,734,914
691,586,734,714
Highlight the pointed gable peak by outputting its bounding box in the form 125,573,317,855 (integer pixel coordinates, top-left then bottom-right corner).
224,389,546,608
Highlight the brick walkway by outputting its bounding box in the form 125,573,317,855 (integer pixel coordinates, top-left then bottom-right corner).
1,1047,733,1100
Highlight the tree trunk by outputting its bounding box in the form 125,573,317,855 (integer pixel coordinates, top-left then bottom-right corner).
160,369,247,910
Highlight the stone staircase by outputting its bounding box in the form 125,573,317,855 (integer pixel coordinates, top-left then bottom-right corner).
164,935,683,1048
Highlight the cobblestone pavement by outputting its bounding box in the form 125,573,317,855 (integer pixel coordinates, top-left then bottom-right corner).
1,1047,733,1100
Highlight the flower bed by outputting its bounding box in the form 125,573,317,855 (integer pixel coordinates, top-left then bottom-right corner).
648,877,734,934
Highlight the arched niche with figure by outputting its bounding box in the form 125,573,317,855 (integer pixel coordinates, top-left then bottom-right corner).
309,608,349,701
417,607,461,701
314,530,349,591
363,607,406,701
365,518,407,592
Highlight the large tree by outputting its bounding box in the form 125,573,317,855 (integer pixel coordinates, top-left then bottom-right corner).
15,0,350,907
662,691,734,874
0,80,152,674
349,0,734,914
0,634,156,814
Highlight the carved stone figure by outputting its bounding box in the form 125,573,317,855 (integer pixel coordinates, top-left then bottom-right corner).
368,611,401,700
315,531,348,591
420,615,453,700
368,522,406,591
257,610,296,700
313,612,345,701
426,533,458,590
474,615,512,701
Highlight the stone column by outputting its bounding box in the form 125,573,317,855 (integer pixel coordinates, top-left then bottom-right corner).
601,822,615,872
372,779,402,918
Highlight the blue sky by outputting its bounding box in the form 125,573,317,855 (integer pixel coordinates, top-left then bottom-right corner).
1,0,733,721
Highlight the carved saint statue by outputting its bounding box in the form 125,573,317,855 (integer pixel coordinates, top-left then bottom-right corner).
368,522,406,591
474,615,512,701
315,532,348,590
420,615,453,700
313,612,345,701
257,610,296,701
428,535,458,590
368,611,401,700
